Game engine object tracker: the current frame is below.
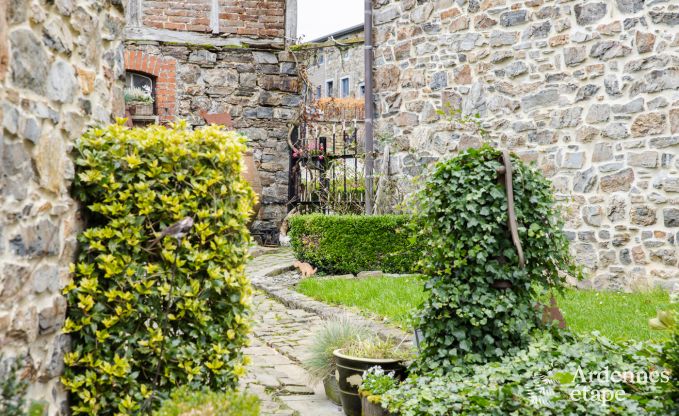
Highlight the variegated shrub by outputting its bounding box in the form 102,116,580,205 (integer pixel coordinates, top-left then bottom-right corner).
63,121,256,415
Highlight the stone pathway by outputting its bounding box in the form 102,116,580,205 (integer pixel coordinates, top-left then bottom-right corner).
240,248,343,416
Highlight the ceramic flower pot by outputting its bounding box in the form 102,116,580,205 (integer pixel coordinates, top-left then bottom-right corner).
323,375,342,406
333,349,406,416
361,396,394,416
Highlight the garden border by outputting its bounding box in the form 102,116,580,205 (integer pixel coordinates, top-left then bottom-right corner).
248,249,412,345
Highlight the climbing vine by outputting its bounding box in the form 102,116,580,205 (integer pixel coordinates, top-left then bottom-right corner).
413,145,580,372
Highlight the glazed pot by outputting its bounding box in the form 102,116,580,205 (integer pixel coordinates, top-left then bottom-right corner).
333,349,406,416
323,375,342,406
361,396,393,416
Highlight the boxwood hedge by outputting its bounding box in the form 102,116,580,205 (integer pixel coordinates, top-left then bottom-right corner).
288,214,421,275
63,121,256,414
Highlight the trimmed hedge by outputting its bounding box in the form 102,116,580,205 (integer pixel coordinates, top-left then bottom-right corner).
64,121,256,415
289,214,420,274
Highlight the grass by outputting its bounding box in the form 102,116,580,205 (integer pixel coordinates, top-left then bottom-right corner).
554,288,673,342
296,276,674,342
297,276,426,329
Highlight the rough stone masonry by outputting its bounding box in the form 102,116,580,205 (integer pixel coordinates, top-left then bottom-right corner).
0,0,125,413
373,0,679,290
125,0,300,244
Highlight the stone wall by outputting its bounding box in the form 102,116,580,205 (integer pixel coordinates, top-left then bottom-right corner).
125,42,299,243
0,0,124,413
125,0,300,243
372,0,679,290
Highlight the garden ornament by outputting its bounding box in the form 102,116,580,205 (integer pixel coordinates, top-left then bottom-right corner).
199,110,233,128
492,150,525,290
148,216,194,248
495,150,566,328
540,295,567,329
498,149,525,268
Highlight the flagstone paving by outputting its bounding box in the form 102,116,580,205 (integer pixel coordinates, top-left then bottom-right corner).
240,248,343,416
241,247,412,415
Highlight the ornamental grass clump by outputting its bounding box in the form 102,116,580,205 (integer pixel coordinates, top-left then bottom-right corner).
413,145,580,372
63,121,256,415
304,315,372,383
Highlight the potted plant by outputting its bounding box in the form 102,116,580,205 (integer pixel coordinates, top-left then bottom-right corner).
359,367,399,416
303,316,371,406
333,337,412,416
124,85,154,116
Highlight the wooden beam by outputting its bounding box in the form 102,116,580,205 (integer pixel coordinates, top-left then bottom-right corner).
290,37,364,51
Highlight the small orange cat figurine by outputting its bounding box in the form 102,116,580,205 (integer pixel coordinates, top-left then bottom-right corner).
293,261,317,278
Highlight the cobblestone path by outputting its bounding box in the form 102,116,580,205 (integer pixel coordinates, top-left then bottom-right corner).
240,248,344,416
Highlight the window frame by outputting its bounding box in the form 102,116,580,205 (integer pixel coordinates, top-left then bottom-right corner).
326,79,334,98
125,71,157,115
340,76,350,98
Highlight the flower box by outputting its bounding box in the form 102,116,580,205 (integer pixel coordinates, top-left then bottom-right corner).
127,103,154,116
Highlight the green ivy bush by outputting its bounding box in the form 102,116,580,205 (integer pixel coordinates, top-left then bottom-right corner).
63,122,256,415
379,333,676,416
153,387,259,416
289,214,421,274
413,145,579,371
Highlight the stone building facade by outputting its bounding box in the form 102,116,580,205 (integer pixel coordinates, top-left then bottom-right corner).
306,25,365,101
0,0,125,413
372,0,679,290
125,0,300,243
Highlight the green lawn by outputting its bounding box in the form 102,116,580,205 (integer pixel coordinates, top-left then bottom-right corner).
296,276,674,342
297,276,426,329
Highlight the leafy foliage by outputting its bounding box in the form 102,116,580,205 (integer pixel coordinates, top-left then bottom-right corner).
649,309,679,399
0,356,27,416
380,333,676,416
303,315,371,383
413,145,579,371
436,102,489,139
124,86,154,104
663,326,679,398
153,387,259,416
64,121,256,415
359,367,400,404
289,214,421,274
0,357,46,416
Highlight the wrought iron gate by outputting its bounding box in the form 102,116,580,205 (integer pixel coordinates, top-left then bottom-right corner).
288,123,365,214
